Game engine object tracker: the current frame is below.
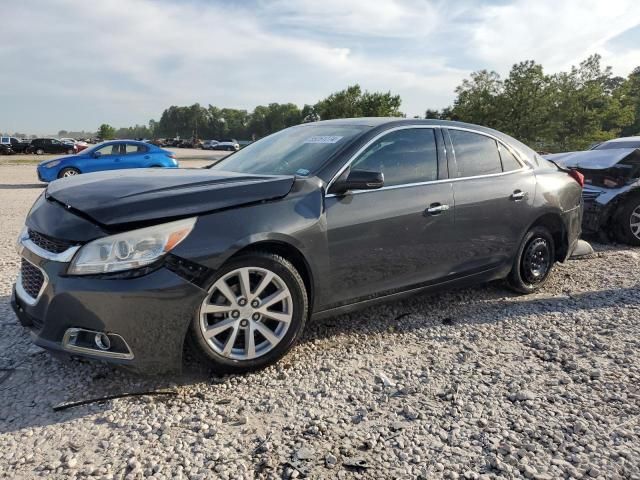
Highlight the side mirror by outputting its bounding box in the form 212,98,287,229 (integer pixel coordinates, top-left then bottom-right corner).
93,151,102,158
330,169,384,195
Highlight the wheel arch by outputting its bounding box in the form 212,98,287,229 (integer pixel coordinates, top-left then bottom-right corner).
527,212,567,261
229,240,315,310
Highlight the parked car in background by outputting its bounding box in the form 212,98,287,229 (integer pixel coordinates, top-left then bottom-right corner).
36,140,178,182
213,138,240,151
590,136,640,151
1,136,31,153
13,118,583,374
27,138,76,155
59,138,90,153
0,144,14,155
546,145,640,245
202,140,219,150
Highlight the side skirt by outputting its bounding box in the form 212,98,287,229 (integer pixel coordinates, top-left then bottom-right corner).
311,265,509,321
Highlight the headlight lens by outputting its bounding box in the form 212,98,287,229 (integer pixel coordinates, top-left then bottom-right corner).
67,217,196,275
45,160,61,168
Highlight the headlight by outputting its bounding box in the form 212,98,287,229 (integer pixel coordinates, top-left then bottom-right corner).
67,217,196,275
45,160,61,168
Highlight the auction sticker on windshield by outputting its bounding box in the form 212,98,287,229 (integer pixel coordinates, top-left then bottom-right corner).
304,136,344,144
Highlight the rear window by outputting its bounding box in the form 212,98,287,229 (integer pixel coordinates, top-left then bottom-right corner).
450,130,502,177
499,145,522,172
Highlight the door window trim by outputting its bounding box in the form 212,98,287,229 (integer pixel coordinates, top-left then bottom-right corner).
326,125,530,197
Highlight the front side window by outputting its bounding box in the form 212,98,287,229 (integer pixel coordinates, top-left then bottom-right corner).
94,144,121,156
450,130,502,177
351,128,438,187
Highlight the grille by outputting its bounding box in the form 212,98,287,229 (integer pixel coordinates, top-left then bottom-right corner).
28,229,75,254
21,259,45,300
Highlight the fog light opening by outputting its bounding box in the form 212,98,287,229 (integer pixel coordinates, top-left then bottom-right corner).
95,332,111,351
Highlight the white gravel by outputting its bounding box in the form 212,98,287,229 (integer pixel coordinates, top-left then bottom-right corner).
1,164,639,479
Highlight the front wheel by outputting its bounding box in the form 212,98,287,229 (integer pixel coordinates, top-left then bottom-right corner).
507,226,555,294
35,149,44,155
615,195,640,246
189,251,308,373
58,167,80,179
66,149,74,154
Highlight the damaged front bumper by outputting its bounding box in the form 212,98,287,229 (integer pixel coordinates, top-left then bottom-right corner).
11,234,207,374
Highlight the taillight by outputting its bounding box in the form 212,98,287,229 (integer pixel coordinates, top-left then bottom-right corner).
569,169,584,188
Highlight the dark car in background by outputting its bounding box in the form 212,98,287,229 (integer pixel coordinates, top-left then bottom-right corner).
27,138,76,155
1,136,31,153
0,144,14,155
12,118,582,375
546,142,640,245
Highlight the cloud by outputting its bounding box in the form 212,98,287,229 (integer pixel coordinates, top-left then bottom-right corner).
0,0,638,133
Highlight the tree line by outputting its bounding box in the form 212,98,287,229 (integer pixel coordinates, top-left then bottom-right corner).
95,54,638,153
428,55,640,152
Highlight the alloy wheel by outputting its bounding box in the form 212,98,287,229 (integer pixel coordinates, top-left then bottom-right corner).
63,170,78,177
199,267,293,360
630,205,640,240
522,237,550,284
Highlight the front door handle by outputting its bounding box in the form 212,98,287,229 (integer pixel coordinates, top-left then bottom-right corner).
511,190,526,201
426,203,450,215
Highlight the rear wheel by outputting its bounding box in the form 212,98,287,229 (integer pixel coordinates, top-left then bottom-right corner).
66,148,74,154
507,226,555,294
58,167,80,179
35,148,44,155
189,251,308,373
614,195,640,246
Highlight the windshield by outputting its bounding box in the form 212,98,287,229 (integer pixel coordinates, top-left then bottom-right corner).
593,140,640,150
211,124,368,176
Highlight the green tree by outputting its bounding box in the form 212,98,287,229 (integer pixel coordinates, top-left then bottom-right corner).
314,84,403,120
98,124,116,140
451,70,503,128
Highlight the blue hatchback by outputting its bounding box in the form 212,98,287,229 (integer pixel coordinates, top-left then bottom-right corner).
37,140,179,182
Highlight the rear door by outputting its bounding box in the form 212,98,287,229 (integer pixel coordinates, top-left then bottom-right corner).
445,128,536,275
324,127,457,307
121,143,149,168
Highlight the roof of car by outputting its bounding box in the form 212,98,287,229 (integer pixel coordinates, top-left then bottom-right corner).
603,136,640,143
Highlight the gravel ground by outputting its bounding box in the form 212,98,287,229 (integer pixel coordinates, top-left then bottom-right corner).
1,164,639,480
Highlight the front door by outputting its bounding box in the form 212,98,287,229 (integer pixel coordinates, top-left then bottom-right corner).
324,127,456,307
85,143,123,173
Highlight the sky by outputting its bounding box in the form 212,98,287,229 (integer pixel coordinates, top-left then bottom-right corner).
1,0,639,134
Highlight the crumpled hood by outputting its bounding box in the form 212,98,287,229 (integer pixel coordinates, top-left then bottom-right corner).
544,148,640,169
46,168,295,227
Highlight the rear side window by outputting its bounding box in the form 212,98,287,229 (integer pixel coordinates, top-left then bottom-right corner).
351,128,438,187
499,145,522,172
125,144,146,154
450,130,502,177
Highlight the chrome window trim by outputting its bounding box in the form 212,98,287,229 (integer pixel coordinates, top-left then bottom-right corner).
15,258,49,306
16,227,81,263
325,124,530,198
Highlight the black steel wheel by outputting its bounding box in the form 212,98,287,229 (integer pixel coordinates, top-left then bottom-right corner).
507,226,555,293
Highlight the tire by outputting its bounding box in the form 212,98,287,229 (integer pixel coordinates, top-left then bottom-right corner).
66,149,74,155
507,226,555,294
57,167,80,179
614,195,640,246
189,251,308,374
36,149,44,155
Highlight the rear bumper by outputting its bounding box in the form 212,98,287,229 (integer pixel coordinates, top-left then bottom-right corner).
12,243,206,374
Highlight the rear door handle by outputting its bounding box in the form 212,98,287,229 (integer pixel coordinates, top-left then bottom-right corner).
426,203,450,215
511,190,525,201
